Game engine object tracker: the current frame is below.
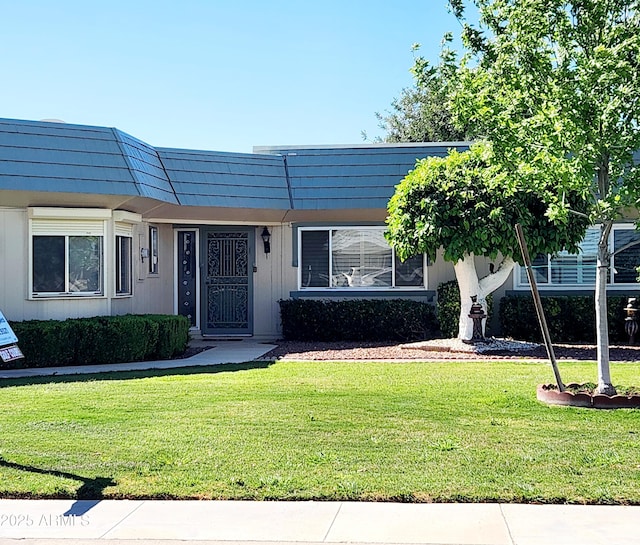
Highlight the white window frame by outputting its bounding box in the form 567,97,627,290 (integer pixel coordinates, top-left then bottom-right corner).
149,225,159,275
297,226,427,291
611,224,640,285
514,224,640,290
28,208,109,299
115,233,133,296
114,220,134,297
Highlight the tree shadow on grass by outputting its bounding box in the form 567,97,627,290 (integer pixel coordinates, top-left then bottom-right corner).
0,457,115,512
0,360,275,389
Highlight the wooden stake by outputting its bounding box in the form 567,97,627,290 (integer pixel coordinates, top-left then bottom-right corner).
514,223,565,392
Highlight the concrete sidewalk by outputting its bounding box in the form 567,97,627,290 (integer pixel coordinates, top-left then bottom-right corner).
0,499,638,544
0,340,277,379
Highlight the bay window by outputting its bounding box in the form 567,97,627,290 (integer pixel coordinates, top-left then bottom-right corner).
30,210,107,297
299,227,425,289
29,208,142,299
32,235,103,296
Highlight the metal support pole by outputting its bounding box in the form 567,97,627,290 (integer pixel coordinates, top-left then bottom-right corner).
515,224,565,392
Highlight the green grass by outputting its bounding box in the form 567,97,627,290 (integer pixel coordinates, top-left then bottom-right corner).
0,359,639,503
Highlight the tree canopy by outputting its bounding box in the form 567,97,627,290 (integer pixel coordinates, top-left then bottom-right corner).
374,42,476,143
440,0,640,222
387,141,591,340
375,81,470,143
423,0,640,392
387,142,590,264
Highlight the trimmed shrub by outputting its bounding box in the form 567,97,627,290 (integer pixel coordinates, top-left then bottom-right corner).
4,314,190,369
436,280,493,339
11,319,78,367
144,314,191,359
499,294,632,343
72,316,159,365
278,299,438,342
436,281,460,339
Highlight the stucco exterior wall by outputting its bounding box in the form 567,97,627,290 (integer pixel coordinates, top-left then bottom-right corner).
252,224,295,339
426,253,455,295
0,208,29,321
111,222,174,317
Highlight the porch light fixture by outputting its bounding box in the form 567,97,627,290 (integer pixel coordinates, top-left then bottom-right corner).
261,226,271,255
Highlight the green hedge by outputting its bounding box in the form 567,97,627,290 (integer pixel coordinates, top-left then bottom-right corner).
5,314,190,369
499,294,632,343
436,280,493,339
145,314,191,359
279,299,438,342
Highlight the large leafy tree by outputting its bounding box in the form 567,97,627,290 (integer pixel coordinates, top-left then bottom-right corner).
435,0,640,394
387,141,590,339
375,44,475,143
376,81,470,143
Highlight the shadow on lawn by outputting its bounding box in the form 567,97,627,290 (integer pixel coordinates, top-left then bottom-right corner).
0,360,275,389
0,457,115,507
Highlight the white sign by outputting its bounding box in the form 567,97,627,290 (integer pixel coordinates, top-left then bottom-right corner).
0,310,18,346
0,345,23,362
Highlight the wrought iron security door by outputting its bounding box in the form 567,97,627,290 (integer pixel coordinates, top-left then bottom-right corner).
202,229,253,335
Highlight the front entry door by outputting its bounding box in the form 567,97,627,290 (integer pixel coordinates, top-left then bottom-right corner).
201,229,254,336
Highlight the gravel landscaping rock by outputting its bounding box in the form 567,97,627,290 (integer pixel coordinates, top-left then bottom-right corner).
261,338,640,361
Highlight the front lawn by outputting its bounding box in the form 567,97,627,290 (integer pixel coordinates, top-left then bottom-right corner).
0,360,639,503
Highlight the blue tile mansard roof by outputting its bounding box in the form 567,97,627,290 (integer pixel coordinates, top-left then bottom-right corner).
157,147,291,210
0,118,151,198
114,130,178,203
0,117,469,215
255,143,467,210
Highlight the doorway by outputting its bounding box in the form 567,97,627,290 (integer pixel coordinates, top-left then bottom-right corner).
200,228,254,336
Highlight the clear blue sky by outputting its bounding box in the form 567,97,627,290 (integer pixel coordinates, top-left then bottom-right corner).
1,1,465,153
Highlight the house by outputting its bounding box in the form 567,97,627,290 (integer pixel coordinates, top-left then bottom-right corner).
0,117,638,340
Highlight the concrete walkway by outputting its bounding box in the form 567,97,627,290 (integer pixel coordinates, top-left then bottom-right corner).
0,340,277,379
0,499,638,544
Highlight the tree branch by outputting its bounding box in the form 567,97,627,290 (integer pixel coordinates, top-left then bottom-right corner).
611,236,640,258
567,208,590,220
478,256,516,295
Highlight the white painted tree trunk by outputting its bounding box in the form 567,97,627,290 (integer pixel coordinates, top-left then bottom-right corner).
596,221,615,395
453,254,516,340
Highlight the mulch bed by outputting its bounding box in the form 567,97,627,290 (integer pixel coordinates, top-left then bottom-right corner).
260,340,640,362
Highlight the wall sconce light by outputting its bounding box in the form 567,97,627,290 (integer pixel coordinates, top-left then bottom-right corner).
140,247,149,262
261,226,271,255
